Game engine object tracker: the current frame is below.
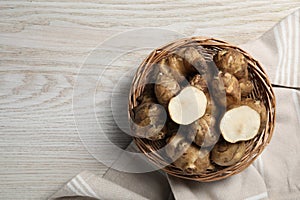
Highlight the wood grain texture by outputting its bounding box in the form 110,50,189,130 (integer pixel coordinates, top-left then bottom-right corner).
0,0,299,199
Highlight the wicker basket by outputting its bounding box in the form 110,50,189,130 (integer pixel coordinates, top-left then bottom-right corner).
128,37,276,182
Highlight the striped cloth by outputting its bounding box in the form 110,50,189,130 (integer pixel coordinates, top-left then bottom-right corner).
241,9,300,88
50,9,300,200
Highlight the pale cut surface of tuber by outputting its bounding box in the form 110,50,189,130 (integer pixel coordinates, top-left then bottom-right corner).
211,141,246,166
239,78,254,97
241,98,267,128
133,103,167,140
220,105,261,143
212,72,241,107
213,49,248,80
188,114,219,147
168,86,207,125
190,74,216,114
155,59,181,106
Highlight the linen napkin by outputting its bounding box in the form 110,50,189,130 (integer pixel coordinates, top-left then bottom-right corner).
50,9,300,200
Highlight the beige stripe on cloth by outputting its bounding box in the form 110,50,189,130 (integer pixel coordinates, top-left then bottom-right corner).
50,9,300,200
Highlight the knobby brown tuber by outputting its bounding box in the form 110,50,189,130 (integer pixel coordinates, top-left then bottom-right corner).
132,85,168,140
239,78,254,97
173,146,211,174
176,47,209,75
166,134,212,174
133,102,167,140
211,141,246,166
212,72,241,107
190,74,208,93
213,49,248,80
168,55,193,83
155,58,181,106
188,113,219,147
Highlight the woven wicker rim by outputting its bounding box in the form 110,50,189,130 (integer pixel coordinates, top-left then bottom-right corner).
129,37,276,182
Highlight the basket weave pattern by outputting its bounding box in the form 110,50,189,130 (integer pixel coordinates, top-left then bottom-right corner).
129,37,276,182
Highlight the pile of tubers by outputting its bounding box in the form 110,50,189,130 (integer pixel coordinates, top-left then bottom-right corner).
131,47,267,175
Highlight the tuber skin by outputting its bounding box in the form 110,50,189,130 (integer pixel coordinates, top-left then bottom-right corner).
133,102,167,140
188,113,219,147
213,49,248,80
165,134,190,160
174,146,212,174
155,58,181,106
212,72,241,107
239,78,254,97
166,135,212,174
187,74,219,147
132,85,168,140
168,55,193,83
176,47,209,75
190,74,208,93
136,84,156,104
211,141,246,166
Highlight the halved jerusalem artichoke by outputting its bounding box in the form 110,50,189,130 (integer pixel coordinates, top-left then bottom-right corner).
241,98,267,128
213,49,248,80
155,59,181,106
168,86,207,125
220,105,261,143
211,141,246,166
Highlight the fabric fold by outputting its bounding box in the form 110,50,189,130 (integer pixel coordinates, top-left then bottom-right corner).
49,171,147,200
168,165,268,200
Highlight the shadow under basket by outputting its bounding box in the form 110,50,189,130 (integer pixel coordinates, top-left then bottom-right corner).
128,36,276,182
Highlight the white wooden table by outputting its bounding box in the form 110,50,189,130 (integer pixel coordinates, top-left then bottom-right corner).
0,0,299,199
